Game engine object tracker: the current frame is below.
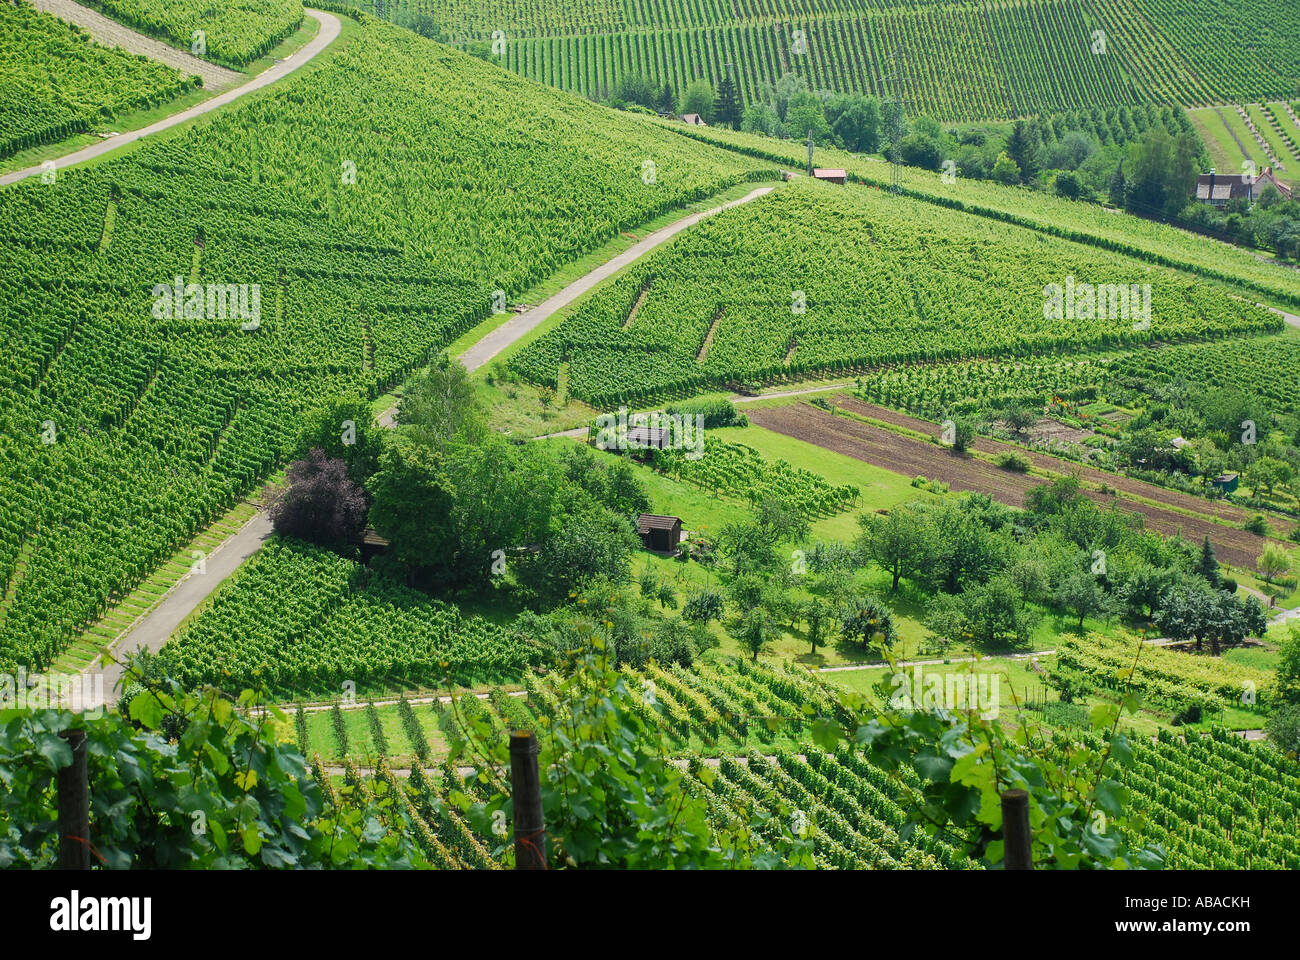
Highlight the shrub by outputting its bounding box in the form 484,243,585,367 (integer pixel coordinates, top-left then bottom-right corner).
997,451,1032,472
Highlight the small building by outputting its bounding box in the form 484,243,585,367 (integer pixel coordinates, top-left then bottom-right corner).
1256,166,1293,201
1195,171,1253,206
680,113,707,126
1212,472,1240,494
638,514,683,552
624,424,672,460
813,168,847,185
359,529,390,564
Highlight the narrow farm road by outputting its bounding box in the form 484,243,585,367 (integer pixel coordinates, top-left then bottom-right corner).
27,0,244,90
458,186,775,374
92,514,274,700
75,183,778,699
379,185,777,426
0,8,340,188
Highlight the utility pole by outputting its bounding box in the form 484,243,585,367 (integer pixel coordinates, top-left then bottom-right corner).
807,130,814,176
879,46,914,193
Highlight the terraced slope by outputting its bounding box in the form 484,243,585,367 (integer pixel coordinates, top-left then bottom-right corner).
0,9,768,672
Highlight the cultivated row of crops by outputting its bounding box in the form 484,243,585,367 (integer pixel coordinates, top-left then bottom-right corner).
1109,336,1300,425
857,354,1117,420
84,0,303,67
1123,728,1300,869
661,120,1300,307
1042,102,1199,148
510,180,1280,407
657,441,860,518
155,539,541,695
354,0,1300,120
325,655,1300,869
0,14,767,672
1056,632,1274,714
0,1,199,159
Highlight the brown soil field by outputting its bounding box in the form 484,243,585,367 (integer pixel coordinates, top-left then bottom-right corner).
748,401,1290,570
837,397,1297,539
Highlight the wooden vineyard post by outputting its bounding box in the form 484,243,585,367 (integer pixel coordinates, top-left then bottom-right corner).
1001,789,1033,870
57,729,90,870
509,731,546,870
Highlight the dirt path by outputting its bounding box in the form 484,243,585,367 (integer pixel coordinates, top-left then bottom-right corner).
0,8,338,188
27,0,244,90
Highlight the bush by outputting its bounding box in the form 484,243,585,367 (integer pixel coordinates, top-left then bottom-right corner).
1042,701,1089,729
997,451,1032,472
911,474,928,488
1245,514,1269,535
666,396,748,429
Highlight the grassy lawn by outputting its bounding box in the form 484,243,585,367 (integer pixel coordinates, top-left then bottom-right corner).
477,377,598,439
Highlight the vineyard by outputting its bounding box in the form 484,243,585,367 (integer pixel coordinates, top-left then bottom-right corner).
348,0,1300,121
1121,728,1300,869
313,655,1300,869
309,657,976,869
660,120,1300,307
654,441,860,518
855,354,1117,421
0,12,768,673
82,0,304,67
0,0,199,159
1110,336,1300,428
509,179,1280,408
154,538,541,696
1055,632,1275,714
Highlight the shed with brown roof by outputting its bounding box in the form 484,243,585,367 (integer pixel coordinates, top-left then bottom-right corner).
637,514,683,552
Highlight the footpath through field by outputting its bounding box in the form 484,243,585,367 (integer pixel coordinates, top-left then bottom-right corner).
0,7,340,187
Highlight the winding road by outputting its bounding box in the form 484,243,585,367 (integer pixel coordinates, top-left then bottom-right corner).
81,181,780,700
1,7,340,188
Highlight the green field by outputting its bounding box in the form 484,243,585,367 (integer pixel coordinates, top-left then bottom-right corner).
347,0,1300,122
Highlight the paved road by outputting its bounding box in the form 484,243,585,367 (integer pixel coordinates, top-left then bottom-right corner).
1,8,339,188
28,0,243,90
93,513,274,700
76,185,780,698
377,186,777,427
460,187,775,373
